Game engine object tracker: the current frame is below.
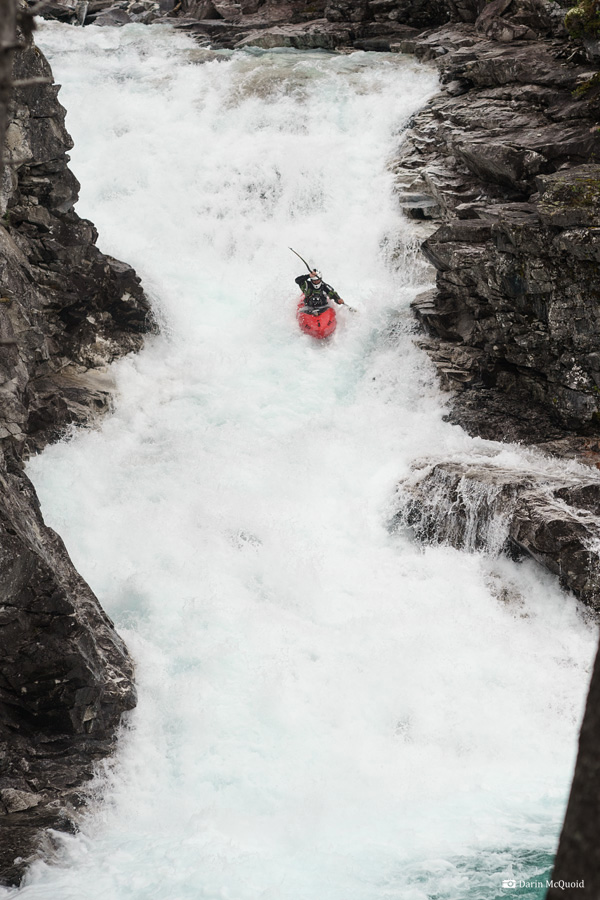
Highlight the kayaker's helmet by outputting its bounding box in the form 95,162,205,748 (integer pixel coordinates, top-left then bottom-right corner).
310,270,322,287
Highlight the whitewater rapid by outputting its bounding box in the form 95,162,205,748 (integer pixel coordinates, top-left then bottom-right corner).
9,22,598,899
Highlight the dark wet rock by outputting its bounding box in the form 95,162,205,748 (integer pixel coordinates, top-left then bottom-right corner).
93,6,133,23
1,37,154,456
363,0,448,29
325,0,369,23
0,23,153,885
549,640,600,900
0,451,136,883
389,15,600,444
395,459,600,609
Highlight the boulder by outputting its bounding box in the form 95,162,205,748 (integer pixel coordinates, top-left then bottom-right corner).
92,6,132,23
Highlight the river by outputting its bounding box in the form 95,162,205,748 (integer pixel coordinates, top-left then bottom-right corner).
8,21,598,899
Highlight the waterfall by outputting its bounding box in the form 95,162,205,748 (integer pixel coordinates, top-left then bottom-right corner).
10,22,598,899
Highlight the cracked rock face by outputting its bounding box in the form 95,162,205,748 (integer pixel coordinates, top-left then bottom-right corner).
1,37,154,457
392,7,600,445
0,24,154,885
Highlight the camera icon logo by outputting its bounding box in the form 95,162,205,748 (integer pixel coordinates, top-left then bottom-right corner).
502,880,517,889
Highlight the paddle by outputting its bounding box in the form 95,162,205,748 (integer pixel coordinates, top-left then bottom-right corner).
289,246,311,272
288,247,358,313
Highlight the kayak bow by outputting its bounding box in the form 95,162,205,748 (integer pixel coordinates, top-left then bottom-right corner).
296,297,337,339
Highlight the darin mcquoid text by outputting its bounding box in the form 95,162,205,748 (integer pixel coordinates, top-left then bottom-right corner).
502,880,585,890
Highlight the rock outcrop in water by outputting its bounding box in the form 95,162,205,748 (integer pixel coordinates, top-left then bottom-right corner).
389,3,600,596
395,458,600,608
0,15,153,885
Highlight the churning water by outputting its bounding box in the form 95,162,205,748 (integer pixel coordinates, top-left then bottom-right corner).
9,22,598,899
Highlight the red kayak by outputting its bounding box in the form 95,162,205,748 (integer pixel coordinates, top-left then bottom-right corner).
296,296,336,339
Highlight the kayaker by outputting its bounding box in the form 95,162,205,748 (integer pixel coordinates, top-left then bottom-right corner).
295,269,346,313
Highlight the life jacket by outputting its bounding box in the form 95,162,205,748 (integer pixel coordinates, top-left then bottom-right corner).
299,277,333,309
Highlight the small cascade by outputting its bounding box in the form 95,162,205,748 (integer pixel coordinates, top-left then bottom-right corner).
395,457,600,608
395,460,532,555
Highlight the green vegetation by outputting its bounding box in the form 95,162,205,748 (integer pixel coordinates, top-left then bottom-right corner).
573,71,600,96
565,0,600,38
542,171,600,207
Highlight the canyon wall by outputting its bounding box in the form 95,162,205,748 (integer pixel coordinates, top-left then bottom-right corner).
0,10,154,883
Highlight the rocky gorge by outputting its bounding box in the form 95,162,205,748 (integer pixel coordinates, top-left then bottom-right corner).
0,3,154,884
2,0,600,890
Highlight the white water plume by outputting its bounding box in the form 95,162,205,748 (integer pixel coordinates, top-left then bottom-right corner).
7,22,598,900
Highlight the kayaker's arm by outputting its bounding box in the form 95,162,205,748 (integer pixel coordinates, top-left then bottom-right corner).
295,274,309,287
324,283,344,304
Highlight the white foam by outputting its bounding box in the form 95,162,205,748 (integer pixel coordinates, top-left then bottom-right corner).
10,23,597,899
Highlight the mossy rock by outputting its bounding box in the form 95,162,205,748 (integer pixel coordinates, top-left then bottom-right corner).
573,70,600,96
565,0,600,38
536,164,600,227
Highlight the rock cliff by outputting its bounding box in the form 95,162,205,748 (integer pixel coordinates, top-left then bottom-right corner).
401,22,600,447
386,0,600,612
0,12,154,884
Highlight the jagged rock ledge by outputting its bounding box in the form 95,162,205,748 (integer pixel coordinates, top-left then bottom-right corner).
0,20,155,885
395,458,600,609
398,19,600,450
378,0,600,618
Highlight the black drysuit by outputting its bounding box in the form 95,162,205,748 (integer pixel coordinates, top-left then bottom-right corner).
295,274,342,312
